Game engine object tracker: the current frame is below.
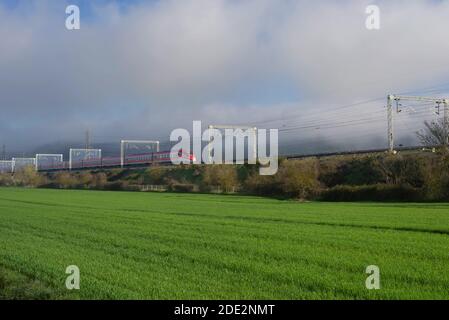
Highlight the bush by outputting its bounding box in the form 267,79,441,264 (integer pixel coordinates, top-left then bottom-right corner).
324,156,386,187
321,184,422,202
93,172,108,189
13,166,46,187
423,153,449,201
5,152,446,202
144,166,167,185
243,159,321,199
276,159,321,199
378,155,424,187
54,172,78,189
0,174,14,187
319,158,343,187
244,174,279,196
78,172,94,188
202,165,238,193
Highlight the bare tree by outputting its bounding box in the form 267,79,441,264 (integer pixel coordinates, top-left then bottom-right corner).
416,119,448,147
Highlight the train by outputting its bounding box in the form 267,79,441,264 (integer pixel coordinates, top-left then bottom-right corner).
37,149,196,172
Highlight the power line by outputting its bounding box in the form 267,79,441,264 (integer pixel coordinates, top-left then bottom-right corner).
276,109,386,129
238,82,449,131
279,115,387,133
387,95,449,152
243,97,385,127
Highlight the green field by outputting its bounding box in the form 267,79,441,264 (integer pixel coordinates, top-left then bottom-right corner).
0,187,448,299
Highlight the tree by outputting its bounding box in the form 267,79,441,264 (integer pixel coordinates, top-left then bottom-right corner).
416,119,448,147
275,159,320,199
13,165,44,187
54,172,77,189
93,172,108,189
202,165,238,193
334,157,385,186
0,173,14,186
144,167,166,185
423,153,449,200
244,173,279,196
79,172,94,188
378,155,424,187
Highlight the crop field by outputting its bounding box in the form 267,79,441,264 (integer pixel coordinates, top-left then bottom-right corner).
0,187,448,299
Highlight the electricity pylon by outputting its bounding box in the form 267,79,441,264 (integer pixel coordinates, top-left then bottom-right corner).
387,95,449,152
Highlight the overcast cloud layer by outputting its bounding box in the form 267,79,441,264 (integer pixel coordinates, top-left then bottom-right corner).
1,0,449,153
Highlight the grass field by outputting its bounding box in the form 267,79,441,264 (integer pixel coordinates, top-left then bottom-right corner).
0,187,448,299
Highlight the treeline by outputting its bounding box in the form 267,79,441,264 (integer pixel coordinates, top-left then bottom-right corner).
1,150,448,201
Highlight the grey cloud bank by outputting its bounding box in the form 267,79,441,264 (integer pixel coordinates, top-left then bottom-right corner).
1,0,449,153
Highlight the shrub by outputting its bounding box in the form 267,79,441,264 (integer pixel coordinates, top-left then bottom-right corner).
244,174,279,196
321,184,422,202
0,174,14,186
78,172,94,188
13,166,45,187
326,157,386,187
144,166,167,184
319,158,344,187
244,159,321,199
378,155,424,187
93,172,108,189
202,165,238,193
275,159,321,199
54,172,78,189
423,153,449,201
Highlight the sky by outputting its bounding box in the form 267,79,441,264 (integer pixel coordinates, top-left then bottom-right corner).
1,0,449,155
